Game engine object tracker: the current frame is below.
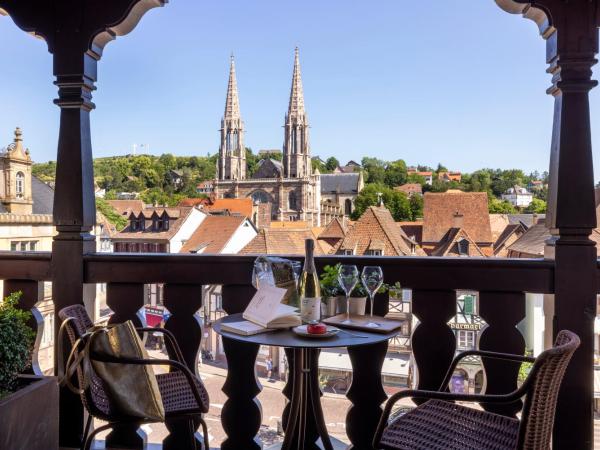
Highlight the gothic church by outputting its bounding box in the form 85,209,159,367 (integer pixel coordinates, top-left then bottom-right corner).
213,49,322,226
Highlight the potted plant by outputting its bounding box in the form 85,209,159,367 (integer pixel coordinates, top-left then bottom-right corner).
0,292,58,450
320,264,389,316
319,264,346,316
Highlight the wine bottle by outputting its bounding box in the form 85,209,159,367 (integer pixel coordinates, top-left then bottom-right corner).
298,239,321,323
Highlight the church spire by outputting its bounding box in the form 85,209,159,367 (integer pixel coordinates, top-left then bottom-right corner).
283,48,311,178
288,47,305,118
224,54,241,120
218,54,246,181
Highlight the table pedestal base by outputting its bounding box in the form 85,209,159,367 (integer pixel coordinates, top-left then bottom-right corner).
281,348,333,450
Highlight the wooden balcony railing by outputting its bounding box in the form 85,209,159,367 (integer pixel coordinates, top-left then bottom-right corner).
1,250,569,449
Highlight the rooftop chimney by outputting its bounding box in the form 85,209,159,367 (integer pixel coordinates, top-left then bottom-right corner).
453,211,464,229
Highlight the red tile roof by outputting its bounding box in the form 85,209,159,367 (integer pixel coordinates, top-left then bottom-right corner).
430,228,485,257
398,221,423,245
334,206,424,256
178,198,209,207
394,184,423,196
422,192,493,244
241,227,328,255
113,206,194,242
207,198,253,218
319,217,347,240
106,199,145,215
180,215,247,254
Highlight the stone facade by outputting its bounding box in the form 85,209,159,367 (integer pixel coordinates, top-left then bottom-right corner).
0,127,33,214
214,49,323,226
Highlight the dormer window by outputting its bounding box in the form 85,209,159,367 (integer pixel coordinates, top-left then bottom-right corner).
15,172,24,198
457,238,469,256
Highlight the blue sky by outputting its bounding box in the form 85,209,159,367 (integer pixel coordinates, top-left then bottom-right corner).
0,1,598,180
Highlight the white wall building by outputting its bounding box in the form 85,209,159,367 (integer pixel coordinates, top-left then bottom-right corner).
501,185,534,208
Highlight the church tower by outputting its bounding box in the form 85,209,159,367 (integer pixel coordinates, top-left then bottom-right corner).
283,48,311,179
218,55,246,180
0,127,33,214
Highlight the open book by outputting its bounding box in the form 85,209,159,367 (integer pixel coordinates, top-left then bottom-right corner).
221,285,301,335
243,285,301,328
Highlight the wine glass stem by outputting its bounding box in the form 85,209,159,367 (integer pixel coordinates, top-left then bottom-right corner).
370,293,374,318
346,295,350,321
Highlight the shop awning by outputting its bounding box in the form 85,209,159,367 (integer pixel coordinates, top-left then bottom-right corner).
318,350,410,377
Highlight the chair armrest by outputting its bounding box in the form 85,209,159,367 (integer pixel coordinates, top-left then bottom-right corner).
136,327,186,364
90,352,206,411
439,349,535,391
373,387,527,448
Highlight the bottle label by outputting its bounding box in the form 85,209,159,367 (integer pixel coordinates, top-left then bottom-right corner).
301,297,322,322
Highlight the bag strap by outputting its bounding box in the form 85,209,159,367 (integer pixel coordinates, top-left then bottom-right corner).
57,318,108,395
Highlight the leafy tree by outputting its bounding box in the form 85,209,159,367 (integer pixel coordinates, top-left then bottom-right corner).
246,148,258,176
311,158,326,173
436,163,448,172
427,179,450,193
490,169,526,197
361,157,387,184
406,173,426,185
409,194,424,221
417,165,433,172
325,157,340,172
159,153,177,172
467,170,493,193
383,159,408,188
96,198,128,230
525,198,547,214
488,198,518,214
351,183,412,221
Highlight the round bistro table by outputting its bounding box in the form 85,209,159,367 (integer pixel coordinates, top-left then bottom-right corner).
214,313,399,450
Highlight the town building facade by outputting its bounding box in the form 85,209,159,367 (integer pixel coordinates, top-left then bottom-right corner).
501,185,534,207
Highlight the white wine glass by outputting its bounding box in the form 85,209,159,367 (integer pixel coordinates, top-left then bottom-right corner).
361,266,384,328
338,265,359,324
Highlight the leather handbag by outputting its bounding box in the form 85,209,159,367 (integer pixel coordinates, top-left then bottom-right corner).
60,320,165,421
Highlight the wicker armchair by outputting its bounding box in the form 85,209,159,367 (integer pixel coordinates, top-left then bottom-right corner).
373,330,580,450
58,304,210,450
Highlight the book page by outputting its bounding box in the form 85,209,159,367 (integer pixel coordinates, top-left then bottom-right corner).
243,285,288,327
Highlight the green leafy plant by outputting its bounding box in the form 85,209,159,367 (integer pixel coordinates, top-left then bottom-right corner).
0,292,35,397
319,264,343,298
518,351,534,384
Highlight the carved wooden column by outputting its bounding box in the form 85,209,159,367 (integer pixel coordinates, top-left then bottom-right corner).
162,283,205,450
496,2,599,447
0,1,167,446
478,291,526,417
411,289,456,394
544,13,598,450
106,283,147,449
220,284,262,450
4,279,44,375
346,341,388,450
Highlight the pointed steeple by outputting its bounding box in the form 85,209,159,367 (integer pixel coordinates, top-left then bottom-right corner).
224,54,241,120
218,54,246,181
283,48,311,178
288,47,305,118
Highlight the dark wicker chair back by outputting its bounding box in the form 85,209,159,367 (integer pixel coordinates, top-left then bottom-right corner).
518,330,580,449
58,304,113,420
